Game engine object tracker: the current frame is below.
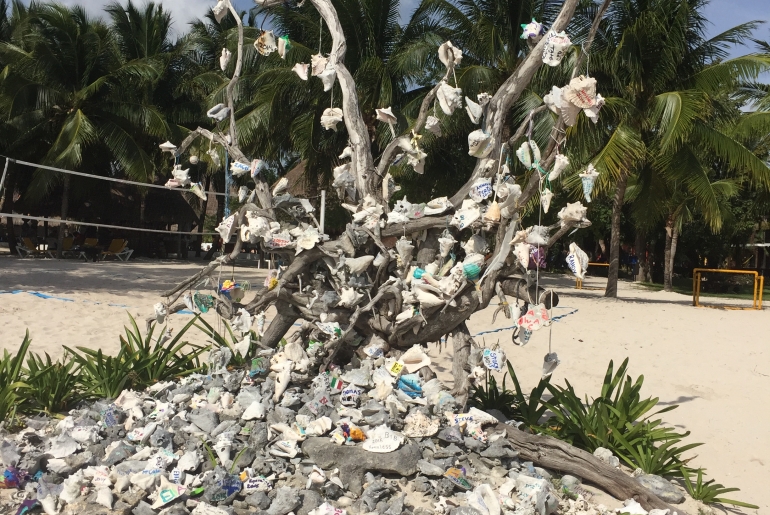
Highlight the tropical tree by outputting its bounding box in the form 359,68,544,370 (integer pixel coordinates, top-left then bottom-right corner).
0,2,169,255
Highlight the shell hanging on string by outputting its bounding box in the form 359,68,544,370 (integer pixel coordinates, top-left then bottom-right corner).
483,200,501,223
542,30,571,67
437,41,463,68
465,96,482,124
206,103,230,122
339,287,364,308
159,140,177,153
514,242,531,269
516,141,532,168
558,201,590,227
468,130,495,158
580,163,599,202
529,140,541,163
320,107,343,131
424,196,451,216
310,54,328,76
510,228,528,245
425,115,442,136
230,160,250,177
542,352,560,379
207,148,221,168
216,214,237,242
438,234,456,258
540,188,553,214
295,227,320,255
468,178,493,202
238,186,250,203
567,242,589,280
563,75,597,109
406,149,427,174
526,225,550,246
517,303,550,331
436,81,463,115
451,199,481,230
396,237,415,268
277,35,291,59
584,93,605,123
339,145,353,160
189,182,207,201
251,158,265,179
319,66,336,92
172,165,190,186
549,154,569,181
543,85,562,114
212,0,228,23
376,107,397,138
219,48,232,71
462,234,488,255
255,30,277,56
292,63,309,80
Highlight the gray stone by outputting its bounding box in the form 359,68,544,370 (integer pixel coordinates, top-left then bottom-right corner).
296,490,323,515
118,489,148,508
249,423,269,449
65,451,95,469
449,509,483,515
149,427,172,449
103,442,136,466
322,482,344,500
480,442,517,459
385,495,405,515
417,460,445,477
233,447,256,470
463,437,484,452
245,493,271,511
267,487,301,515
592,447,619,468
132,501,157,515
412,476,431,493
302,437,421,495
534,467,552,480
189,409,219,434
636,474,685,504
437,426,463,444
435,478,455,497
433,444,463,458
361,480,392,511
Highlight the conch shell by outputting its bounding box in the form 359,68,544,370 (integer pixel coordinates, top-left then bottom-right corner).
396,238,415,268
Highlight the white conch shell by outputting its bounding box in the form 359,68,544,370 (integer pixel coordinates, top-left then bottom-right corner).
526,225,550,246
468,130,494,158
339,287,363,308
584,93,605,123
230,160,250,177
438,235,456,258
463,234,488,255
406,148,427,174
346,255,375,275
216,214,236,242
424,196,451,215
310,54,328,76
414,287,444,308
238,185,250,203
219,48,232,71
272,363,291,403
319,66,336,92
232,308,252,333
465,96,482,124
450,199,481,230
484,200,501,222
542,352,560,379
561,93,582,126
339,146,353,160
425,115,442,136
272,177,288,196
255,30,277,56
207,103,230,122
172,165,190,185
529,140,541,163
159,140,176,153
154,303,167,325
542,30,571,66
563,75,597,109
376,106,397,137
295,227,320,255
212,0,228,22
567,242,589,280
320,107,343,131
189,182,207,201
549,154,569,181
516,141,532,168
580,163,600,202
292,62,309,80
558,201,589,227
543,85,562,113
438,41,463,68
396,237,415,268
436,81,463,115
540,188,553,214
514,243,531,269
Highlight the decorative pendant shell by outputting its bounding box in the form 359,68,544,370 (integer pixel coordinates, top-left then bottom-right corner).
529,140,541,163
438,235,456,258
255,30,277,56
579,163,599,202
484,200,501,222
295,227,320,255
549,154,569,181
468,130,494,158
320,107,343,131
396,237,415,268
567,242,589,279
310,54,328,76
558,201,589,226
563,75,597,109
514,242,531,269
319,66,336,92
238,186,250,203
450,199,481,230
207,103,230,122
424,196,451,215
540,188,553,214
219,48,232,71
292,63,309,80
438,41,463,68
468,178,493,202
436,81,463,115
521,19,542,39
542,30,571,67
542,352,560,379
277,35,291,59
465,96,482,124
425,115,442,136
516,141,532,168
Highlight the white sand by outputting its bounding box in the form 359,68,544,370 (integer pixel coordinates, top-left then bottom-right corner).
0,256,767,512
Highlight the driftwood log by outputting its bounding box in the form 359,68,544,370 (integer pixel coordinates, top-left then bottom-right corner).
501,424,689,514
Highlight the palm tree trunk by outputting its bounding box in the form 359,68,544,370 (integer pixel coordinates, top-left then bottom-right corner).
669,225,679,279
634,230,650,282
57,174,70,258
663,214,674,291
604,171,629,298
1,168,18,256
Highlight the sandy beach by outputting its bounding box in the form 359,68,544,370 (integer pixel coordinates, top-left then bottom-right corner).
0,255,767,512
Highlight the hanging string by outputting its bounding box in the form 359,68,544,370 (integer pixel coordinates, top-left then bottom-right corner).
318,18,323,54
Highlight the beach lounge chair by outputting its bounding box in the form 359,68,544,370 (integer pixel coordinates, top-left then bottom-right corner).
47,237,74,258
100,239,134,261
17,238,47,258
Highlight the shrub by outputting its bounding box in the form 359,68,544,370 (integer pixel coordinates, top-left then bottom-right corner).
681,468,758,509
0,332,31,425
23,351,89,415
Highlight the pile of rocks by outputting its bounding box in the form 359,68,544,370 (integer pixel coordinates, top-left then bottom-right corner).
0,339,678,515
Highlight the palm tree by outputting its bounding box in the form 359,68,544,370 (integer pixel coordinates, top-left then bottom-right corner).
0,2,168,255
573,0,770,295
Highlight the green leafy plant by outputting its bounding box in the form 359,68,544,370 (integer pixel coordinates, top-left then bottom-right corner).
681,468,759,509
22,351,88,415
67,347,132,399
0,332,31,425
469,368,518,419
507,361,551,432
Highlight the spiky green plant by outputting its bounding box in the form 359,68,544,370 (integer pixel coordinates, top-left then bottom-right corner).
0,331,31,425
681,467,759,509
23,351,89,415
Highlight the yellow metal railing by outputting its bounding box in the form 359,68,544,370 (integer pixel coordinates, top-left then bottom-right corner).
575,262,610,290
692,268,764,310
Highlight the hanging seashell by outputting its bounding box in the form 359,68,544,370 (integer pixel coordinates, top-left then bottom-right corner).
219,48,232,71
484,200,501,222
172,165,190,186
250,158,265,179
437,41,463,68
561,92,583,127
520,19,543,39
255,30,278,56
514,243,531,269
542,352,560,379
510,229,528,245
516,141,532,168
277,35,291,59
320,107,343,131
541,188,553,214
216,214,236,242
406,148,427,174
436,81,463,115
424,196,451,215
396,237,415,268
558,201,590,227
232,308,252,333
189,182,207,201
526,225,550,246
584,93,605,124
465,96,482,124
346,255,375,275
517,303,550,331
414,288,444,308
450,199,481,230
567,242,589,280
549,154,569,181
543,85,562,113
463,234,488,255
438,235,456,258
159,140,177,153
468,130,495,158
295,227,320,255
468,178,493,202
542,30,571,67
338,287,363,308
319,66,336,92
237,186,249,203
477,92,491,106
563,75,597,109
212,0,228,23
154,303,167,325
207,103,230,122
230,160,250,177
529,140,541,163
580,163,600,202
376,107,397,138
207,148,221,168
292,62,309,80
310,54,328,76
425,115,442,136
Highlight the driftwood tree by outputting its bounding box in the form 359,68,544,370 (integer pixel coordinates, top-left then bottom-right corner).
161,0,608,400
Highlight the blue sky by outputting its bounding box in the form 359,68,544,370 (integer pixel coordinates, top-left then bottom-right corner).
23,0,770,54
